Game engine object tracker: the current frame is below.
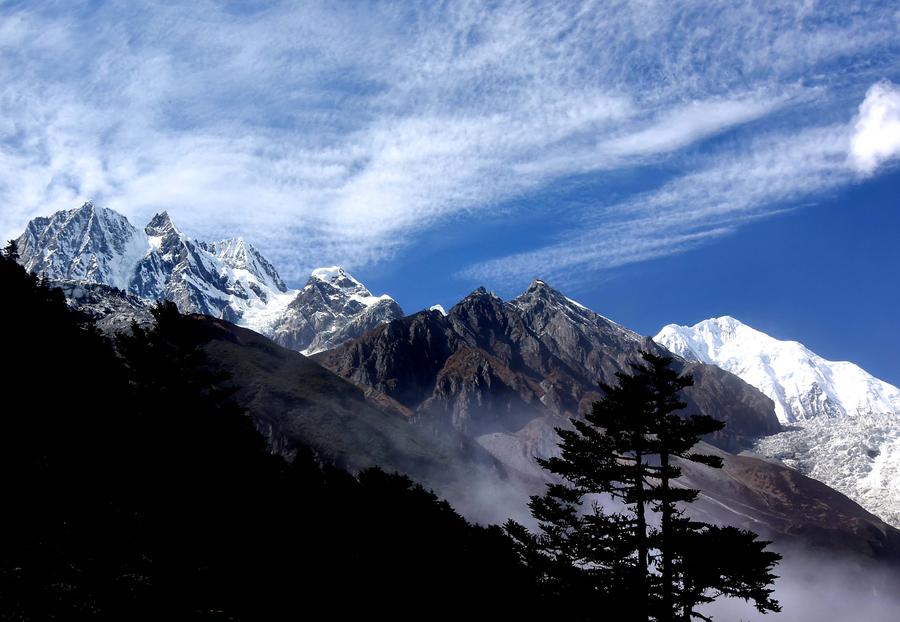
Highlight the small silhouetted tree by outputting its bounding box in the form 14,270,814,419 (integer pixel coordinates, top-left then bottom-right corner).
508,352,781,621
671,522,781,620
4,239,19,261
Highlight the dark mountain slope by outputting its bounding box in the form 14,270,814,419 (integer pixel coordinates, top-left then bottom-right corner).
10,249,899,568
681,443,900,564
187,315,510,493
0,251,540,620
315,281,780,452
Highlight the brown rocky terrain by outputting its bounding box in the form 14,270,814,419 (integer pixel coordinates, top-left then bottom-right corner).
314,280,781,453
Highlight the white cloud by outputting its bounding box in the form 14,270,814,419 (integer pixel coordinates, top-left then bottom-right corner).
599,97,781,158
0,2,898,284
850,80,900,175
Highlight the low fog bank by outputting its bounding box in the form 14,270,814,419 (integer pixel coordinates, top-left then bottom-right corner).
445,465,900,621
702,550,900,621
436,457,540,527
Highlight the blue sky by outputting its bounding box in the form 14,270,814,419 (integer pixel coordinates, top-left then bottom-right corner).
1,1,899,383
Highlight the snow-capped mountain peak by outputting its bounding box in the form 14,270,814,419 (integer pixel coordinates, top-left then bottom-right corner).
17,201,148,291
311,265,356,285
307,266,394,308
16,203,405,356
143,211,185,262
692,314,743,341
655,316,900,423
17,203,289,323
144,211,178,237
655,316,900,527
269,266,403,354
200,237,287,294
656,316,762,364
311,266,363,291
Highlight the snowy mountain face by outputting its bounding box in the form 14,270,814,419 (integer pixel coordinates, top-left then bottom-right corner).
17,203,289,325
655,316,900,527
17,202,148,290
655,316,900,423
269,266,404,355
199,238,287,295
16,203,402,352
130,211,291,323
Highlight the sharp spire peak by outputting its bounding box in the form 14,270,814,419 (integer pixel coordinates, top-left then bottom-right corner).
145,211,179,236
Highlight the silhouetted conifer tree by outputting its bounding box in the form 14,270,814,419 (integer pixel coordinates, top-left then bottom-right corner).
639,352,722,620
508,351,781,621
3,239,18,261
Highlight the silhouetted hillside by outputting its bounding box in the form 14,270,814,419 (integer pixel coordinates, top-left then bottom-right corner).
0,250,539,620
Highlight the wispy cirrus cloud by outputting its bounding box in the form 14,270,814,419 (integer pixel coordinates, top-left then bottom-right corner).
599,97,783,158
0,1,898,284
460,124,854,289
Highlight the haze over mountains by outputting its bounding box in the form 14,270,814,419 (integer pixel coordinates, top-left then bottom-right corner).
13,202,900,557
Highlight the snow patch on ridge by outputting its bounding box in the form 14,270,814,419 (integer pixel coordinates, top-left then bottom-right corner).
310,266,349,282
107,224,148,291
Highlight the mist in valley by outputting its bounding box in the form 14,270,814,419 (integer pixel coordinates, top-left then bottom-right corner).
434,411,900,621
703,552,900,621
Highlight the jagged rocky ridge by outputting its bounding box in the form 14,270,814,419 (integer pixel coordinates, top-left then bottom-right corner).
16,202,403,352
656,316,900,528
270,267,404,355
314,280,781,455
